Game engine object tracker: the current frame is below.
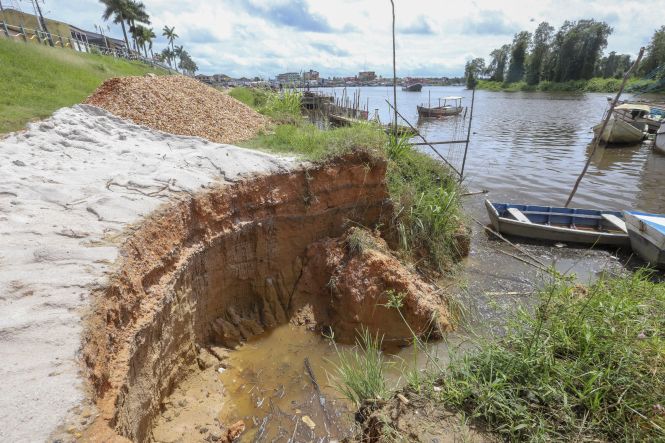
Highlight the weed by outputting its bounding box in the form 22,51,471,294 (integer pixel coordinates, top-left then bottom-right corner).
436,271,665,441
327,329,389,407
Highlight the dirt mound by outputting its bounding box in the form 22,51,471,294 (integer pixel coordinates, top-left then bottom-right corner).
85,75,269,143
292,227,452,344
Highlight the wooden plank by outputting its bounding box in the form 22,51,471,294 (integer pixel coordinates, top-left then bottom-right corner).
507,207,532,224
602,214,628,233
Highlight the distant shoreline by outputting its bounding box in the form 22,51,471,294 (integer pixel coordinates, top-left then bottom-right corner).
476,78,664,94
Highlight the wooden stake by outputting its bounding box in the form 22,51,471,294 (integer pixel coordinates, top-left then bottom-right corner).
390,0,398,135
565,47,645,207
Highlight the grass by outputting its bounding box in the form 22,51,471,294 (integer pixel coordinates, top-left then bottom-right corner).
327,329,389,407
229,87,302,123
432,272,665,441
386,137,465,272
0,38,168,134
477,77,654,93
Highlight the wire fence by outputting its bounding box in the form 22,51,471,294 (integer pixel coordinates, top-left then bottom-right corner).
1,21,176,73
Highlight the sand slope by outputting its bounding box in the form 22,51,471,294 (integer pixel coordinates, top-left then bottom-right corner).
0,105,295,442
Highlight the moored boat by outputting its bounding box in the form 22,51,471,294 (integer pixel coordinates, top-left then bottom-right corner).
417,96,463,118
655,123,665,154
402,83,423,92
623,211,665,268
593,117,645,144
485,200,630,246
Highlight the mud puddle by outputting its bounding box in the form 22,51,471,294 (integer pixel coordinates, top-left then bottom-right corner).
152,324,471,442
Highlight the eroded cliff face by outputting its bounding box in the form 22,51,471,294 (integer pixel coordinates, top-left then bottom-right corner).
83,153,391,441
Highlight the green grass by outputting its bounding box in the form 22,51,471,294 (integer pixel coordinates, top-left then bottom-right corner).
241,122,388,161
327,329,390,407
477,77,654,93
432,272,665,441
387,138,465,272
229,87,302,123
0,39,169,133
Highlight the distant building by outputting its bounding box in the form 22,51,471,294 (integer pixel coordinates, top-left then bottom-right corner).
276,72,301,83
303,70,319,81
358,71,377,82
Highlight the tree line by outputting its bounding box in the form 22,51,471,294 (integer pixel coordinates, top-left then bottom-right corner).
465,20,665,89
99,0,198,74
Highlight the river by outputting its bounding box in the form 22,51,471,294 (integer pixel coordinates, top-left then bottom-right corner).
319,85,665,213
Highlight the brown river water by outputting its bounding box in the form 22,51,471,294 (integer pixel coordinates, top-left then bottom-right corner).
153,88,664,442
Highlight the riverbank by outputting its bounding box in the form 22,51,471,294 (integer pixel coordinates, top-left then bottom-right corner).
477,77,661,93
0,39,169,134
354,271,665,441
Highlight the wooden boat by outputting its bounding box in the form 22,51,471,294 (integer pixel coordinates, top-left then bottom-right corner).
623,211,665,268
485,200,630,246
593,117,645,144
614,103,662,134
402,83,422,92
417,96,463,118
655,123,665,154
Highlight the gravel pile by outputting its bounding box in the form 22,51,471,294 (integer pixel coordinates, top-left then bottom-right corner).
85,75,269,144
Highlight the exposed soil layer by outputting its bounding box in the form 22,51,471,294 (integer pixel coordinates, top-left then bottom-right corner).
293,227,452,344
83,152,395,441
84,76,269,144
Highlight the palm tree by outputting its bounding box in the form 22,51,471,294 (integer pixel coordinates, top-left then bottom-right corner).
174,44,184,70
162,25,178,70
126,1,150,54
144,27,156,58
99,0,131,51
161,47,174,68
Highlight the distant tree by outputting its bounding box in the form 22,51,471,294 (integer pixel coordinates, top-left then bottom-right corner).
487,44,510,82
126,0,150,53
174,45,184,71
464,57,486,89
162,26,179,71
99,0,131,51
640,26,665,77
161,47,174,68
178,50,198,75
506,31,531,83
547,20,612,82
596,51,632,78
526,22,554,85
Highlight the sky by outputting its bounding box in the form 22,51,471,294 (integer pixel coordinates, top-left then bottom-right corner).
22,0,664,77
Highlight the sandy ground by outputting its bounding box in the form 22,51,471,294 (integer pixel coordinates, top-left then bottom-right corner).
0,105,295,442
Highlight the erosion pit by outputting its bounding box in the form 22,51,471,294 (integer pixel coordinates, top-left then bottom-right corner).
84,152,397,441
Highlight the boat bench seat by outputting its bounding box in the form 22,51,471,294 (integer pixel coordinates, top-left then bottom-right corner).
601,214,628,233
507,207,532,224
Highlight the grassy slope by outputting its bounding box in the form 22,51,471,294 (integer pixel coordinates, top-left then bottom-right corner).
233,86,465,272
0,39,168,133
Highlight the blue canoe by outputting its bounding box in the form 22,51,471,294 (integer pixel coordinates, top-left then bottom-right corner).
623,211,665,268
485,200,630,247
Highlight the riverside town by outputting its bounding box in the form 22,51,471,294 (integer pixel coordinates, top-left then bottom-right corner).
1,1,664,442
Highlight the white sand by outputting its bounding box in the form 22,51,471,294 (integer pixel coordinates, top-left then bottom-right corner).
0,105,296,442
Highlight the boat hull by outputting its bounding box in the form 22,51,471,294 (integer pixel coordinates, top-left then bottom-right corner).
624,211,665,268
417,105,462,118
485,200,629,247
655,124,665,154
402,83,422,92
593,118,645,144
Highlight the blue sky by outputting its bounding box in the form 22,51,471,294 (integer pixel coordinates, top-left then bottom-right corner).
25,0,664,77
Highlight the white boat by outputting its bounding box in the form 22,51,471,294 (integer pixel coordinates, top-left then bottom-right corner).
593,117,646,144
417,96,463,118
655,123,665,155
623,211,665,268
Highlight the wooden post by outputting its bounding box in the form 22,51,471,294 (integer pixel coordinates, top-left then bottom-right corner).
390,0,397,135
460,87,476,181
564,47,645,207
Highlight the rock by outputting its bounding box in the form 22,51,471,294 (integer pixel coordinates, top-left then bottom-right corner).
197,349,219,370
301,415,316,430
12,159,26,167
226,420,245,441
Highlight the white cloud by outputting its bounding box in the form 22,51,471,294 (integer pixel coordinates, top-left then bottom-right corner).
35,0,662,77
